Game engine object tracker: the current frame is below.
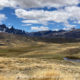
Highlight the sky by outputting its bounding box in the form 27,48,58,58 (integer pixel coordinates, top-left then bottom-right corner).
0,0,80,32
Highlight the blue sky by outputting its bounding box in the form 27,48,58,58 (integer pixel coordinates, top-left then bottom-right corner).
0,0,80,32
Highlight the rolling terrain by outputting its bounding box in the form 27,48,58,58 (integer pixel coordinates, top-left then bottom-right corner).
0,32,80,80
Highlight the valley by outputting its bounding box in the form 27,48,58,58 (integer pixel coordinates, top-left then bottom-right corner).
0,33,80,80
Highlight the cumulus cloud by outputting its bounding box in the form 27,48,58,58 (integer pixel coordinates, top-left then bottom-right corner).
15,7,79,24
22,24,32,26
15,9,68,23
31,26,49,31
65,6,80,21
0,14,7,24
15,5,80,30
15,9,47,20
14,8,71,24
0,0,80,30
0,0,79,9
63,23,76,30
22,20,39,24
16,0,79,8
0,0,17,10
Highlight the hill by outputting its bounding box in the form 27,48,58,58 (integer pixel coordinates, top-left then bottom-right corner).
0,32,37,48
0,32,46,57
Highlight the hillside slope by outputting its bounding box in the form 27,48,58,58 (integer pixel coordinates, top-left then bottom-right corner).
0,32,46,57
0,32,38,48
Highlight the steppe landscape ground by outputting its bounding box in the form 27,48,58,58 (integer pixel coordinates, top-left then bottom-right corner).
0,35,80,80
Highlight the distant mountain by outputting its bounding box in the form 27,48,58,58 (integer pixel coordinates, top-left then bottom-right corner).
1,24,80,43
29,29,80,39
0,24,28,36
29,30,66,38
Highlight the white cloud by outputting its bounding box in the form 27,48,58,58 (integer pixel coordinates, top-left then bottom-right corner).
0,14,7,24
0,0,80,31
22,24,32,26
63,23,76,30
78,21,80,24
0,0,80,24
15,6,80,30
15,9,69,23
31,26,49,31
53,29,59,31
22,20,39,24
0,0,17,10
65,6,80,21
15,9,47,20
14,8,72,25
0,0,79,9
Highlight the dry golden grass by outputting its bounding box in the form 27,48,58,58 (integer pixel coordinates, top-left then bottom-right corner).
0,57,79,80
30,70,63,80
0,41,80,80
0,75,16,80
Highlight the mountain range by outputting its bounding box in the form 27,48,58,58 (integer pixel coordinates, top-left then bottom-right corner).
1,24,80,40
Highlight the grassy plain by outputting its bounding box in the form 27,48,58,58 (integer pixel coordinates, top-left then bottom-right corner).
0,34,80,80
